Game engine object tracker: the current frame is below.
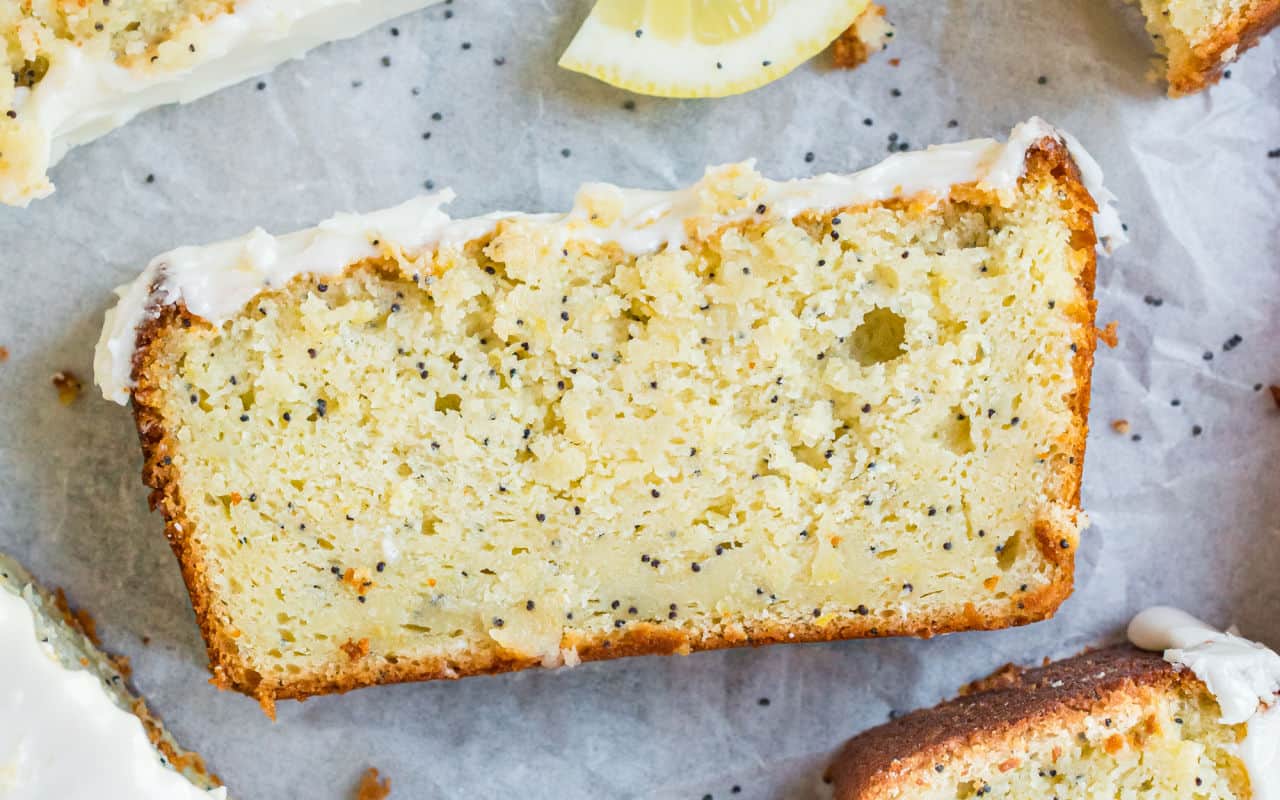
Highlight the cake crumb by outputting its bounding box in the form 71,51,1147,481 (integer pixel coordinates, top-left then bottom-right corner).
831,4,892,69
341,638,371,661
355,767,391,800
256,694,277,720
1270,385,1280,409
1097,321,1119,348
52,370,83,405
0,346,8,362
1111,419,1130,434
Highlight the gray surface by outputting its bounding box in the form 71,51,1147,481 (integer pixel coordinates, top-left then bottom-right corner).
1,1,1278,798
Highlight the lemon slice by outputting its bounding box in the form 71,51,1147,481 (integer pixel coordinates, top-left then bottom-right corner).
559,0,871,98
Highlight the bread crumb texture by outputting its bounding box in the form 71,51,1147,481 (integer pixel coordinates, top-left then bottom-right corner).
137,162,1095,698
1137,0,1280,95
851,687,1249,799
1,0,232,197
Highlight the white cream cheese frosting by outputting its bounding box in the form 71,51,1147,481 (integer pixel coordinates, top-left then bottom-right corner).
1129,606,1280,800
0,585,226,799
2,0,443,206
94,117,1124,404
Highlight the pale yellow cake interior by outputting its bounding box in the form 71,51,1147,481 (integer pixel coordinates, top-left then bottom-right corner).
144,167,1090,687
897,688,1251,799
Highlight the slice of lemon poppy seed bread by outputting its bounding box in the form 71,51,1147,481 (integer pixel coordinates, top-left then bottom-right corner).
0,0,442,206
826,609,1280,799
0,552,227,798
97,119,1115,712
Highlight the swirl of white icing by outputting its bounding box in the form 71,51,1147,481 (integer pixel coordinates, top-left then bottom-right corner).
1129,606,1280,799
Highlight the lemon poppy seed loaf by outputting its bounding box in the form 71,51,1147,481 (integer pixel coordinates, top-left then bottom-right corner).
1135,0,1280,95
827,608,1280,799
97,119,1114,711
0,0,441,206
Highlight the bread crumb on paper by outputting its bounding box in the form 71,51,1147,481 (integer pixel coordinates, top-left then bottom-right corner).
831,4,893,69
1097,321,1119,348
52,370,82,405
355,767,391,800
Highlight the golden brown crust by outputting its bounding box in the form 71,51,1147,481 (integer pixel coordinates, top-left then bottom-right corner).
1167,0,1280,96
825,646,1197,800
126,141,1098,709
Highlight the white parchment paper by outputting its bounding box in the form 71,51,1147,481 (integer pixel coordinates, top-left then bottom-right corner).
1,2,1278,797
